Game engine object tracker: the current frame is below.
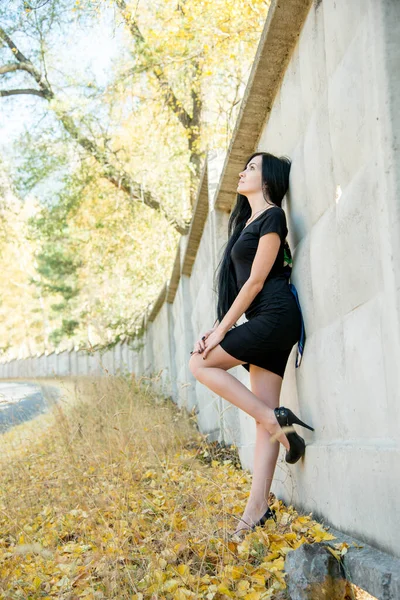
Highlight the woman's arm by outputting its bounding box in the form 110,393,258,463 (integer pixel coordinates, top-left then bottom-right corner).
216,279,263,334
216,232,280,335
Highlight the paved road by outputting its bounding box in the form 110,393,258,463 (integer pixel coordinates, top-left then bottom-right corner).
0,381,60,434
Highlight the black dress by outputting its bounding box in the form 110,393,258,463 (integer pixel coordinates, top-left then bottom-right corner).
219,206,302,378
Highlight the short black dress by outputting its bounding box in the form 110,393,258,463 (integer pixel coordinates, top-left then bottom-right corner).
219,206,302,378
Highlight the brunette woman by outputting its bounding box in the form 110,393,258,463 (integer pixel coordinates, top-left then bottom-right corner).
188,152,313,536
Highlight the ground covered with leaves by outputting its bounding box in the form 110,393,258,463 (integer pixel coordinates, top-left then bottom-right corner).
0,376,367,599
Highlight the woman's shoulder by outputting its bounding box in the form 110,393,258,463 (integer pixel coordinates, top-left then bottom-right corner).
266,205,285,213
259,205,285,215
258,205,286,222
240,206,286,236
257,205,288,238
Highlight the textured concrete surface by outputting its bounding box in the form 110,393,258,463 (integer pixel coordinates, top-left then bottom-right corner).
260,0,400,559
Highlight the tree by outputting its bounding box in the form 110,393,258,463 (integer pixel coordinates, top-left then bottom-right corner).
0,0,270,356
0,16,190,234
0,0,269,229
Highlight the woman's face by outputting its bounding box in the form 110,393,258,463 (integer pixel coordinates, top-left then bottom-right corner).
237,154,262,196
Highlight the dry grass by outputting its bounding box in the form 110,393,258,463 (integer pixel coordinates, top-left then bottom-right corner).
0,374,377,599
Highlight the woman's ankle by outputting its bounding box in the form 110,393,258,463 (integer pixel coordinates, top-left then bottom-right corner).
242,501,269,521
266,410,290,450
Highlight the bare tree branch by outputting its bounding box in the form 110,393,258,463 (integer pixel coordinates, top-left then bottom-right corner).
0,26,190,235
0,26,30,63
0,26,53,99
0,62,24,75
0,88,46,97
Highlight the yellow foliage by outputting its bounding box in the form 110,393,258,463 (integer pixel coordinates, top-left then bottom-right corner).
0,375,337,599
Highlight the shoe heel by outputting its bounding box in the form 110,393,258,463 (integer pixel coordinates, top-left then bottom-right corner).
290,412,314,432
275,406,314,432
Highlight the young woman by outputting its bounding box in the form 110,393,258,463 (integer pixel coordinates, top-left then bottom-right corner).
188,151,313,537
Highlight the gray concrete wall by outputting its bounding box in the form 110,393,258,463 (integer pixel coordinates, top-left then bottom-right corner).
149,302,173,397
256,0,400,559
1,0,399,560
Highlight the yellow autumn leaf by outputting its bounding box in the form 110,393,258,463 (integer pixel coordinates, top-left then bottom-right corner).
218,23,230,33
326,546,342,560
173,588,196,599
244,592,262,600
297,515,312,523
249,573,265,586
237,579,250,592
177,563,190,576
284,532,297,542
287,537,305,551
309,524,337,542
163,579,180,592
264,550,280,561
339,542,350,555
153,568,166,583
272,570,287,586
217,582,234,596
222,564,244,579
272,557,285,570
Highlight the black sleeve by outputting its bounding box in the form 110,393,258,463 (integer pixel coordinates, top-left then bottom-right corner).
259,208,287,241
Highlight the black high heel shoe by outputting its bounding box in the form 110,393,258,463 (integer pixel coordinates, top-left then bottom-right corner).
252,506,276,528
274,406,314,464
229,506,276,538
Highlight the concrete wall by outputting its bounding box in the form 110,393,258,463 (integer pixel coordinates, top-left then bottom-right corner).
1,0,399,560
257,0,400,560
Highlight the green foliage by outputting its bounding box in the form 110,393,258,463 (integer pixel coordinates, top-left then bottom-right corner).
12,129,71,198
30,242,81,343
49,318,80,344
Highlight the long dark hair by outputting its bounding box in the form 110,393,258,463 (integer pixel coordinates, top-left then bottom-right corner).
213,151,291,327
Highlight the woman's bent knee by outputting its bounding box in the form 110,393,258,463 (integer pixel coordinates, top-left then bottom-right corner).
188,354,201,378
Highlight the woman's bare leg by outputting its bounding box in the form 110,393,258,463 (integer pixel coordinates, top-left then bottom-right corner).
188,346,290,451
232,366,283,534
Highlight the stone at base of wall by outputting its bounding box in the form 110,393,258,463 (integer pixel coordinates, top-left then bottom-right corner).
284,525,400,600
285,542,346,599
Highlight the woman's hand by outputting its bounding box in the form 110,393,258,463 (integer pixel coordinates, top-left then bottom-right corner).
191,325,218,355
202,328,226,359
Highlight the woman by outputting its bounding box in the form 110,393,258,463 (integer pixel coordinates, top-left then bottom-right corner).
188,151,313,537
